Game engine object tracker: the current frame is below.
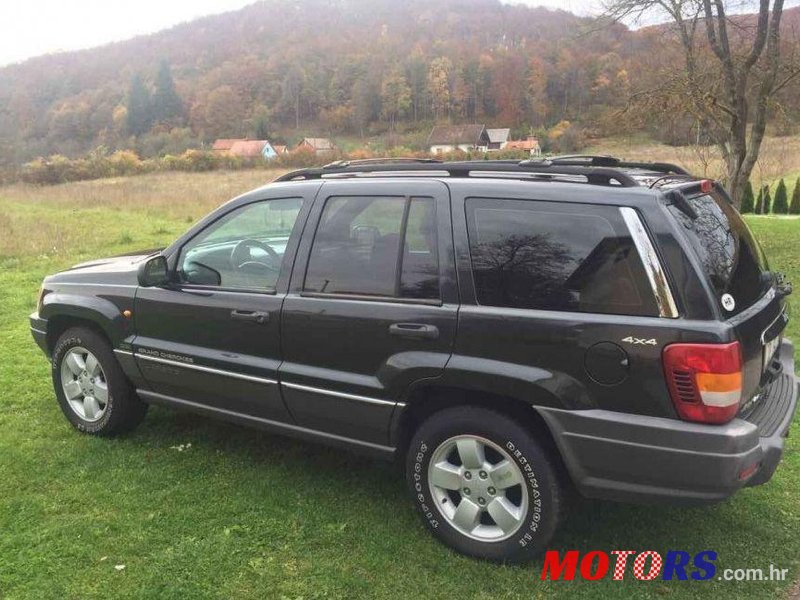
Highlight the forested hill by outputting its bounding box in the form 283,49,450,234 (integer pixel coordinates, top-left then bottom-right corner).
1,0,797,166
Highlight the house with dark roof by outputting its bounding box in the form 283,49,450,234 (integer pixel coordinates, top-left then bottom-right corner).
427,124,489,154
486,128,510,151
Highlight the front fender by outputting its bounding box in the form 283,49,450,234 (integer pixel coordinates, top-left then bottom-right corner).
40,292,132,348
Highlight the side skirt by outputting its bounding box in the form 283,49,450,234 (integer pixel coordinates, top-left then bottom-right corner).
137,389,396,459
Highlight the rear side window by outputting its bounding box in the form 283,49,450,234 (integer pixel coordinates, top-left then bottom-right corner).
666,190,768,316
304,196,439,300
466,198,660,316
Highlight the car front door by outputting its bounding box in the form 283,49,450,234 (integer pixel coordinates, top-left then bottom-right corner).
132,191,314,422
280,179,458,448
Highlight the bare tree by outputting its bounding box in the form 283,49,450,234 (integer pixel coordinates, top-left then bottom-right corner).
603,0,799,207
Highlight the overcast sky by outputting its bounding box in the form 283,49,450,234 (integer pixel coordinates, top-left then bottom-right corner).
0,0,605,67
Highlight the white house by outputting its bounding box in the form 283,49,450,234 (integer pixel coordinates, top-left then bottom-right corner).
428,124,490,154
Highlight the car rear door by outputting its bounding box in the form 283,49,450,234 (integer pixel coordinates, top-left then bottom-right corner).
279,179,458,447
132,188,316,422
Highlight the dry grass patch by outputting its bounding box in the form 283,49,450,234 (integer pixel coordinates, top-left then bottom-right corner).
0,169,288,222
588,134,800,187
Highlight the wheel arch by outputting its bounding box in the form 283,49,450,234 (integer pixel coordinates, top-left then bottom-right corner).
392,383,568,477
42,294,126,354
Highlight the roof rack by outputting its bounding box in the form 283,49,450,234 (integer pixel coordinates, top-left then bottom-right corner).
322,157,443,169
520,154,689,175
274,155,692,188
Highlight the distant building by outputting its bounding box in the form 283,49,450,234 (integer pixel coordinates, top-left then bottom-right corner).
428,124,489,154
296,137,337,154
486,128,510,151
212,139,239,153
505,136,542,156
212,139,277,160
273,144,289,155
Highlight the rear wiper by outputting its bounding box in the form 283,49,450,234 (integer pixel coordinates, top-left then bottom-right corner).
665,190,698,220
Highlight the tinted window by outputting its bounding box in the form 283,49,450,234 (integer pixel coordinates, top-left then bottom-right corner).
466,198,659,316
304,196,439,299
666,191,768,316
178,198,302,290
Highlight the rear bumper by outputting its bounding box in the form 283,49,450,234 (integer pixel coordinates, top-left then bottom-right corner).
536,339,797,504
29,312,49,356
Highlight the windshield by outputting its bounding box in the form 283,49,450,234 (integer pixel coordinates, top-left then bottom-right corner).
667,189,769,317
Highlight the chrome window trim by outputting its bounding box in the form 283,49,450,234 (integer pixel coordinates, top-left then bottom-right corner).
282,381,403,408
619,206,679,318
133,352,278,386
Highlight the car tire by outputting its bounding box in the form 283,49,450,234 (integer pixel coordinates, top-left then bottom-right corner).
52,327,147,436
406,406,562,563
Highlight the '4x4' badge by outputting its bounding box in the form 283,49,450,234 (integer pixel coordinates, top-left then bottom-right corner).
621,336,657,346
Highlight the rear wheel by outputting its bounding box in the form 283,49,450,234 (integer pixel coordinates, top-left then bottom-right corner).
406,406,562,562
52,327,147,435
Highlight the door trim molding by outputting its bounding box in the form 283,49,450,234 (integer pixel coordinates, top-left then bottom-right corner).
131,351,278,386
138,389,396,457
282,381,403,408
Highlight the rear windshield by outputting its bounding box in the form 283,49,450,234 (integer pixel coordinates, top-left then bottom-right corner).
667,189,769,316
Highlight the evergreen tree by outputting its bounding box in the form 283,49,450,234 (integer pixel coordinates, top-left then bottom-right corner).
126,73,152,136
790,178,800,214
152,61,185,127
754,186,764,214
740,181,755,213
762,185,772,214
772,178,789,213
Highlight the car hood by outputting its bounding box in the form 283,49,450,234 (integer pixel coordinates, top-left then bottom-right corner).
45,249,163,286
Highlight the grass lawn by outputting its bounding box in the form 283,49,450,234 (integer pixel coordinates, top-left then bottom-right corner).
0,174,798,599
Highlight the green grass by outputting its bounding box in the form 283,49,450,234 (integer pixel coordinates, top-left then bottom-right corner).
0,184,798,599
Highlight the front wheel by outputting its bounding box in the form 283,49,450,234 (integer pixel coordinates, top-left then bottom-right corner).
406,406,562,562
52,327,147,436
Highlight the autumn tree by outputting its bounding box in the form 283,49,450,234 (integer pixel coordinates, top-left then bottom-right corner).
381,70,412,130
281,66,305,129
428,57,453,121
604,0,797,208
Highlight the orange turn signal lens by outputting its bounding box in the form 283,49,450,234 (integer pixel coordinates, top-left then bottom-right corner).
695,371,742,393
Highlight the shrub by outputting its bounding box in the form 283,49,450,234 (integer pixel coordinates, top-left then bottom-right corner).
790,177,800,215
773,178,789,214
740,181,755,213
754,187,764,214
762,185,772,214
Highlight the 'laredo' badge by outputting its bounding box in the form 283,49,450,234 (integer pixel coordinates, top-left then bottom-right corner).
721,293,736,312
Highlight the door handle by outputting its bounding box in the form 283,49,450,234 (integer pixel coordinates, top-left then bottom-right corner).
230,310,270,324
389,323,439,340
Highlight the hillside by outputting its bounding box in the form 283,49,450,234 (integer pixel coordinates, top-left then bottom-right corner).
1,0,799,168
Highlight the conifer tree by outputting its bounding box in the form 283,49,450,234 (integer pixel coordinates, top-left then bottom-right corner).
740,181,755,213
790,178,800,215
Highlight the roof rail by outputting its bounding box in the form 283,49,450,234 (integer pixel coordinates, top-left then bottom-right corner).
322,157,442,169
522,154,689,175
273,156,692,187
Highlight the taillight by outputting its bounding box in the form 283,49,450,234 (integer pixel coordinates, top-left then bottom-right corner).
662,342,742,424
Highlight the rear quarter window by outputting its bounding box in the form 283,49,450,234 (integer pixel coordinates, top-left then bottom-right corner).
465,198,661,317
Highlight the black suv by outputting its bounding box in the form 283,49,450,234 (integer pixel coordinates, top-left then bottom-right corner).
30,157,797,562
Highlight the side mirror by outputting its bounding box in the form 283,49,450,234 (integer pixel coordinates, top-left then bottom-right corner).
138,255,170,287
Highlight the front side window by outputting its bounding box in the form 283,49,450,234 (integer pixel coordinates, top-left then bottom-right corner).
178,198,302,290
304,196,439,300
466,198,660,316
